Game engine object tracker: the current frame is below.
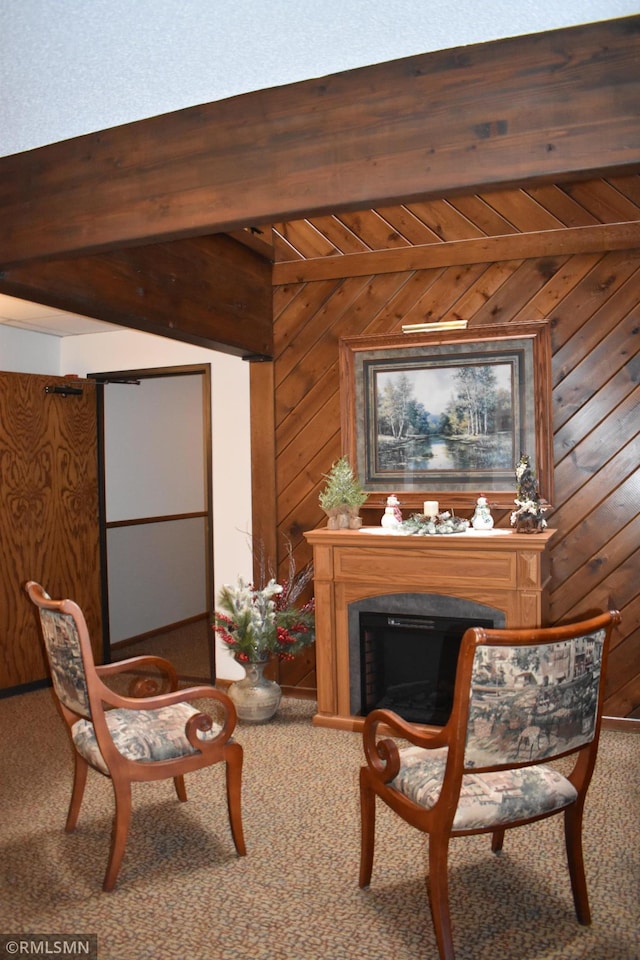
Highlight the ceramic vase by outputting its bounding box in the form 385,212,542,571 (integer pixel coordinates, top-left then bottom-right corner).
228,659,282,722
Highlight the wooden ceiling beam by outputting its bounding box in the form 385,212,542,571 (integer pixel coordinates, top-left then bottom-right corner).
273,221,640,283
1,17,639,268
0,234,273,356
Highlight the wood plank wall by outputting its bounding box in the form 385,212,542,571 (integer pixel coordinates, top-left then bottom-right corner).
270,176,640,719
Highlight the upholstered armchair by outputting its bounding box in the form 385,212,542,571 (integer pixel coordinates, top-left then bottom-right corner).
25,581,246,891
359,610,621,960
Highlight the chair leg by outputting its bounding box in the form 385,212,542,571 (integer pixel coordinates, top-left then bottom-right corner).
491,827,505,853
564,803,591,925
225,743,246,856
174,775,187,802
103,779,132,892
65,753,89,832
428,833,455,960
358,767,376,888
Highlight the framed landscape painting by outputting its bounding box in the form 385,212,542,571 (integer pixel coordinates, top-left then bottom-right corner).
339,321,553,512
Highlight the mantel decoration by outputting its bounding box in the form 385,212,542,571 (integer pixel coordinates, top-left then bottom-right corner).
381,493,403,529
399,510,470,536
319,455,368,529
213,560,315,722
510,453,550,533
471,494,494,530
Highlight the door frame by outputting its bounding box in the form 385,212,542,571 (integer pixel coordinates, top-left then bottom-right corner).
89,363,214,677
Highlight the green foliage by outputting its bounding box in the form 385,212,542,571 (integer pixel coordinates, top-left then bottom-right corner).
319,456,368,511
213,576,315,662
400,512,470,536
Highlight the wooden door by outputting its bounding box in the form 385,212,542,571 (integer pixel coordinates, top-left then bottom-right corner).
0,371,101,690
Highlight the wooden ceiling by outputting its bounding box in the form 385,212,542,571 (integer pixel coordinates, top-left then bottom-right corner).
0,16,638,356
271,178,640,277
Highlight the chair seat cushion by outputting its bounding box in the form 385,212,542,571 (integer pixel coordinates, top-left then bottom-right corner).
392,746,578,831
72,703,223,775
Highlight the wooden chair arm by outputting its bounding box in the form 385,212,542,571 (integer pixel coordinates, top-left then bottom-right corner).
100,681,229,711
96,655,180,694
362,708,449,783
184,707,235,751
178,686,238,747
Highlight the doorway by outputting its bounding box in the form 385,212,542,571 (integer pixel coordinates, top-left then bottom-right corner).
91,364,214,682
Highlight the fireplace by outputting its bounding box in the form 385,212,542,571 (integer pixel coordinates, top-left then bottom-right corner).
303,526,554,731
358,611,492,725
350,594,503,725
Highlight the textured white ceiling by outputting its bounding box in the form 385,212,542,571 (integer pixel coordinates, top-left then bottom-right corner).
0,0,636,336
1,0,635,158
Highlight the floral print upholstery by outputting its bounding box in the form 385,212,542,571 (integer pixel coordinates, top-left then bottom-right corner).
72,704,224,775
39,609,91,719
464,629,606,768
392,745,578,830
388,628,606,830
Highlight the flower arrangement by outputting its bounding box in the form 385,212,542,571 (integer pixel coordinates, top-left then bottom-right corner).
510,453,549,532
213,564,315,663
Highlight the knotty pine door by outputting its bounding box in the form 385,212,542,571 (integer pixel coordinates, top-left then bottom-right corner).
0,371,102,690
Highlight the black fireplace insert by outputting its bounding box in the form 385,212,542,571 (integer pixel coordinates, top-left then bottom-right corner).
359,610,494,726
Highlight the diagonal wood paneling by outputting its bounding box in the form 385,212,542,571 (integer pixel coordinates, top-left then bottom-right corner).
271,176,640,718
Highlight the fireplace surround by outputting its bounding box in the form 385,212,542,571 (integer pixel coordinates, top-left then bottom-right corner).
304,526,555,731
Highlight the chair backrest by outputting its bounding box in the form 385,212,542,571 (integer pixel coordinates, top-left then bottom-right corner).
25,582,93,720
454,611,620,772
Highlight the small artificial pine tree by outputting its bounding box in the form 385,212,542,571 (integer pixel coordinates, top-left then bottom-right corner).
319,456,367,513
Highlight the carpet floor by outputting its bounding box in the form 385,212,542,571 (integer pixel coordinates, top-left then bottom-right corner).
110,617,214,685
0,689,638,960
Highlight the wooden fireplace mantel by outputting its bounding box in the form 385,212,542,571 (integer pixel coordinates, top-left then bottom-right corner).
303,526,556,732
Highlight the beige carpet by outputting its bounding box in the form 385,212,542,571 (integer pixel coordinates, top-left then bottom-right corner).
110,617,214,684
0,689,638,960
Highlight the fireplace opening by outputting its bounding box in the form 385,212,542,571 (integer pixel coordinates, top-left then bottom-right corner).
359,611,494,726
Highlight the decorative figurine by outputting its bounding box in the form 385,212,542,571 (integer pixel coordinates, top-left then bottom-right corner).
381,494,402,529
511,453,550,533
471,495,494,530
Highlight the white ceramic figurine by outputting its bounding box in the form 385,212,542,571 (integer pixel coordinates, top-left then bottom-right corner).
471,495,494,530
381,494,402,529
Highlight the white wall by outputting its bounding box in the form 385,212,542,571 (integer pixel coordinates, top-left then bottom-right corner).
1,0,636,157
0,325,61,374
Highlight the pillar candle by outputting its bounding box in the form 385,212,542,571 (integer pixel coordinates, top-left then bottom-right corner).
423,500,439,517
